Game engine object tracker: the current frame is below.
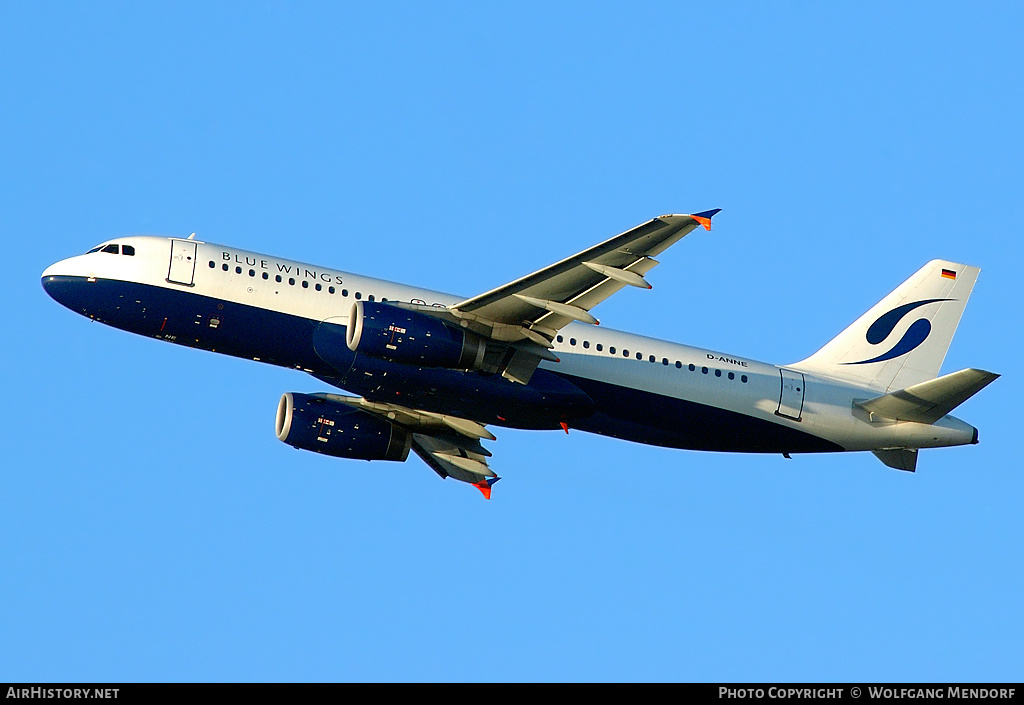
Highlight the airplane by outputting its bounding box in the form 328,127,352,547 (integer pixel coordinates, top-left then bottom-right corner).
41,211,997,498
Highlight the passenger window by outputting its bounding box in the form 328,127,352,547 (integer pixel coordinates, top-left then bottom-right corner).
648,355,655,362
355,292,362,300
329,286,336,294
222,264,229,271
623,349,629,357
368,294,375,302
209,261,216,268
302,281,309,289
122,245,135,256
262,272,269,280
583,341,590,349
570,338,576,346
741,375,748,383
249,269,256,277
675,361,681,368
275,275,282,283
596,343,603,351
702,367,708,374
728,372,735,380
689,364,696,372
662,358,668,365
609,346,616,354
636,352,642,360
288,278,295,285
342,289,349,297
715,369,722,377
557,335,563,343
236,266,242,274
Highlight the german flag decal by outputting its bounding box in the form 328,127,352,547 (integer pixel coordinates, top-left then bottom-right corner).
941,268,957,280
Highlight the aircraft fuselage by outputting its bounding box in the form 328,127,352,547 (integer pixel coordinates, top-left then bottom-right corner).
41,235,979,463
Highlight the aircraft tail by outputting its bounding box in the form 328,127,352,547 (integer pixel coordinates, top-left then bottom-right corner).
862,368,997,473
794,260,981,392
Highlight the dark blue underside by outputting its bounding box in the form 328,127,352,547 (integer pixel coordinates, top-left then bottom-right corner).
42,276,842,453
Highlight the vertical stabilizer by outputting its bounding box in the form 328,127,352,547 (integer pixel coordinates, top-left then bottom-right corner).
794,261,980,392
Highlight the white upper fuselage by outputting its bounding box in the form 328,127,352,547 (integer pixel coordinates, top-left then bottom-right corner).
42,235,978,455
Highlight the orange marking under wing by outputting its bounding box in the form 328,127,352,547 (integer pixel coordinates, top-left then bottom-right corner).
473,481,493,500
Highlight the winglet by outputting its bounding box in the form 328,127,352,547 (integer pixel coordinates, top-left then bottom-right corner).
690,209,721,231
473,476,500,499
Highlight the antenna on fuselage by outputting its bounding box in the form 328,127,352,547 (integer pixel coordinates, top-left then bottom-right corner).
187,232,196,240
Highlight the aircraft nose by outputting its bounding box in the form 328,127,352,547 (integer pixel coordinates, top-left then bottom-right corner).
41,254,86,280
41,260,62,280
41,257,87,309
42,261,64,298
41,271,72,307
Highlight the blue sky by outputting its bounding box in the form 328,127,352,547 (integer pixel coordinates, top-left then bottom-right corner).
3,2,1021,682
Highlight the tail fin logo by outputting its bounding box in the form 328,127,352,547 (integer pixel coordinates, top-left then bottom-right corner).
843,298,951,365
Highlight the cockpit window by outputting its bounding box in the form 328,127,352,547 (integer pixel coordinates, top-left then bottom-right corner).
86,242,135,255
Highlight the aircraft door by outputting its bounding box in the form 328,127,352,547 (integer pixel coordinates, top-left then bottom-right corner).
776,369,805,421
167,240,198,286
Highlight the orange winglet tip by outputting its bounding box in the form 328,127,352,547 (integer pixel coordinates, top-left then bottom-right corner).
560,421,570,434
690,209,721,231
473,477,500,499
474,482,492,499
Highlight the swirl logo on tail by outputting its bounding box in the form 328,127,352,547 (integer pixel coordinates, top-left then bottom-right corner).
843,298,951,365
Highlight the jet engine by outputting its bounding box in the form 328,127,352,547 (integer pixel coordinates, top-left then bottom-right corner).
345,300,500,371
275,392,411,461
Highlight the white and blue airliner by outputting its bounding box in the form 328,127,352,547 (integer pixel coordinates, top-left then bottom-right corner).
41,212,996,498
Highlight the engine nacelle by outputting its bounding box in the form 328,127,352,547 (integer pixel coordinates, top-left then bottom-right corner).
275,392,411,462
346,300,493,371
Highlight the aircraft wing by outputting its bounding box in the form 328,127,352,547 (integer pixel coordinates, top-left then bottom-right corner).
310,393,500,498
451,211,719,334
388,210,718,384
411,434,499,499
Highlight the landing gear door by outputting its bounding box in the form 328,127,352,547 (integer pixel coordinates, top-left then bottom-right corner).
168,240,198,286
777,369,806,421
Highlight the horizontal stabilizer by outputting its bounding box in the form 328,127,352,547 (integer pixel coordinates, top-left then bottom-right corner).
873,448,918,472
856,368,999,424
